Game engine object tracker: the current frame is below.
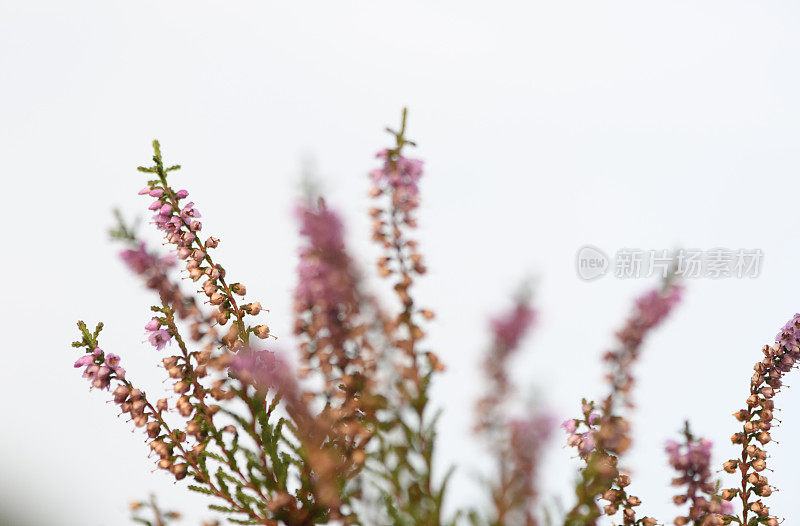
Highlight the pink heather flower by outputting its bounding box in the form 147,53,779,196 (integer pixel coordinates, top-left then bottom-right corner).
370,150,425,213
75,350,124,390
776,313,800,346
149,188,164,197
296,205,344,254
578,434,596,455
294,203,354,316
120,243,174,275
180,202,201,219
74,355,93,368
231,349,299,401
148,200,162,211
106,353,121,367
509,412,555,467
145,318,160,331
562,419,578,434
666,431,731,521
635,284,683,329
138,186,152,195
175,189,189,199
490,303,536,351
371,150,425,192
146,329,171,351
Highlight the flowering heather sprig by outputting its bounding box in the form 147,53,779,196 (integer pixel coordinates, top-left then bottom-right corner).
475,291,537,433
666,423,732,526
721,314,800,526
505,413,556,524
72,321,125,389
292,198,382,487
136,141,270,352
366,110,451,525
116,232,220,347
562,401,600,460
145,317,172,350
604,281,684,411
473,290,552,525
565,277,682,526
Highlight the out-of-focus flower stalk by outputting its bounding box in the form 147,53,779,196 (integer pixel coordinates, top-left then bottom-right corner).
565,276,683,525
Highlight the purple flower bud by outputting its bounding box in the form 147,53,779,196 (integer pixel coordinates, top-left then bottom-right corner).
138,186,152,195
148,200,162,211
562,419,578,434
149,188,164,197
145,318,161,331
175,189,189,199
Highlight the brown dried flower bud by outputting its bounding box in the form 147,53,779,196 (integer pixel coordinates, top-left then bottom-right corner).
230,283,246,296
146,421,161,438
721,488,737,500
171,463,188,480
243,302,261,316
113,385,130,404
210,292,225,306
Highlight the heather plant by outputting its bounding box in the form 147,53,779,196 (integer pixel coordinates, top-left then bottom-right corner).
69,110,797,525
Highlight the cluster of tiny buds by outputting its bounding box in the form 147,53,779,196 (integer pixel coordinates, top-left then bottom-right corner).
139,179,270,348
562,401,599,458
599,476,648,523
109,384,187,481
721,313,800,526
74,349,125,390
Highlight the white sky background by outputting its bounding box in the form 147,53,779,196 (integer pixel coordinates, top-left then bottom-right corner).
3,1,800,524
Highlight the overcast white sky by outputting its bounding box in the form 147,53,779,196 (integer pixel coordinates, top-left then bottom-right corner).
4,1,800,524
